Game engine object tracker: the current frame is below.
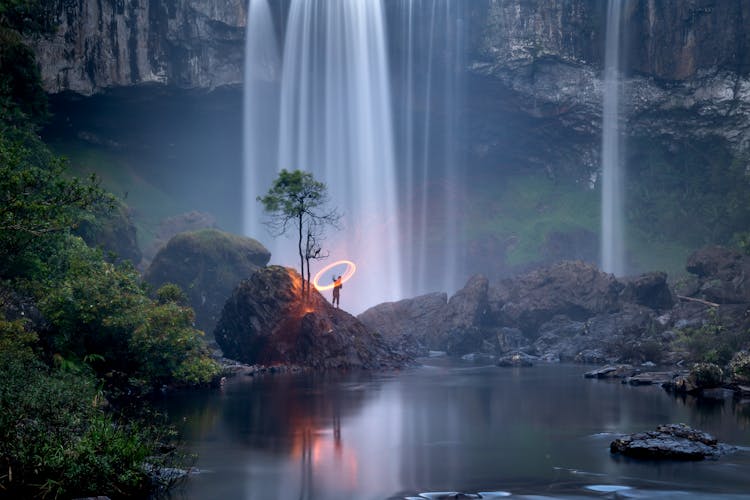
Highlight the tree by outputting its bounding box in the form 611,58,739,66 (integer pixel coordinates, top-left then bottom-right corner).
258,169,340,297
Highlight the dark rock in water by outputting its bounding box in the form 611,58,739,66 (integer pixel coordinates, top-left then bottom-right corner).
619,271,674,310
623,371,681,386
685,245,750,304
584,365,637,379
492,261,623,335
214,266,411,369
663,363,723,395
358,292,448,355
461,352,496,363
610,423,735,460
145,229,270,334
497,352,534,367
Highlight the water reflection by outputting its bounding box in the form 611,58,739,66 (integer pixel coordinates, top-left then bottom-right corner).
163,362,750,499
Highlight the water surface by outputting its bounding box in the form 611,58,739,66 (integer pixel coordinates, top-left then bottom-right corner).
164,360,750,499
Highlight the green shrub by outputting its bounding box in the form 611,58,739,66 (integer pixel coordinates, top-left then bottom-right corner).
39,237,219,389
131,301,219,386
155,282,189,306
674,312,748,366
728,351,750,385
0,326,163,498
688,362,724,388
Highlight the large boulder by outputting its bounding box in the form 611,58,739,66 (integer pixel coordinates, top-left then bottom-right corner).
619,271,674,310
142,211,218,267
358,292,448,355
144,229,270,333
685,246,750,304
491,261,624,336
214,266,411,369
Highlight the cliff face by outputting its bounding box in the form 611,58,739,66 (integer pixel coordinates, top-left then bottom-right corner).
471,0,750,164
31,0,750,155
28,0,247,95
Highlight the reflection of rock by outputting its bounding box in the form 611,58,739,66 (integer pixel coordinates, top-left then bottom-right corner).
144,229,270,333
610,424,735,460
214,266,411,369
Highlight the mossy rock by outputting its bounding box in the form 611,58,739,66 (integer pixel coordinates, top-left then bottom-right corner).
144,229,270,334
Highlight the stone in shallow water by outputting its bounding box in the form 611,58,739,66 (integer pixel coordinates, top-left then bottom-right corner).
610,423,736,460
584,484,632,493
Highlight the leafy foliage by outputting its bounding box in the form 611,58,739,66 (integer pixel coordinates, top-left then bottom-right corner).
258,169,340,296
728,351,750,384
0,0,56,34
0,133,114,278
39,239,219,387
0,324,170,498
674,311,750,366
627,136,750,248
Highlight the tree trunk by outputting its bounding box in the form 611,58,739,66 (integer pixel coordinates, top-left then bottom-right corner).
298,212,305,297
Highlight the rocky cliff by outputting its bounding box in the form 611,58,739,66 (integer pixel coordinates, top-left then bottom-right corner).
29,1,750,180
472,0,750,162
28,0,248,95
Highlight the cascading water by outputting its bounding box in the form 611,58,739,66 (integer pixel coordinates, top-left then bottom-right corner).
390,0,467,298
242,0,280,238
600,0,626,276
244,0,402,313
243,0,467,312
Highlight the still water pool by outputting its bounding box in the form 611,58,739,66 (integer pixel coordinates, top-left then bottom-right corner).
163,360,750,499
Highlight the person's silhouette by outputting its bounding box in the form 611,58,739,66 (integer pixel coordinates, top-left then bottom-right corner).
332,275,342,308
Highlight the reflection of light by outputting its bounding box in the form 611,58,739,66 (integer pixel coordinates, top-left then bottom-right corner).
291,422,359,493
313,260,357,291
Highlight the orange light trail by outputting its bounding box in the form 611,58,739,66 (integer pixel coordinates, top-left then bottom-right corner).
313,260,357,291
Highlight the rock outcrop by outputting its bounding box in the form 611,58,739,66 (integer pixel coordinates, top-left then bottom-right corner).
28,0,249,95
144,229,270,334
214,266,411,369
362,261,680,362
685,246,750,304
358,292,448,356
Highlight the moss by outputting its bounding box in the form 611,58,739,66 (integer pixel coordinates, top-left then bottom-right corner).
145,229,270,333
467,173,599,266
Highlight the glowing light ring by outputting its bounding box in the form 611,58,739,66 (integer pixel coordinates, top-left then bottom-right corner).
313,260,356,291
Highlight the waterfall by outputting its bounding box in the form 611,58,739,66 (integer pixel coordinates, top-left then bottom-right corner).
391,0,467,298
243,0,467,312
600,0,626,276
242,0,280,238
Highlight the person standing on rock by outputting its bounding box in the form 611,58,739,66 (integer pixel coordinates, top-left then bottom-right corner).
332,275,342,308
